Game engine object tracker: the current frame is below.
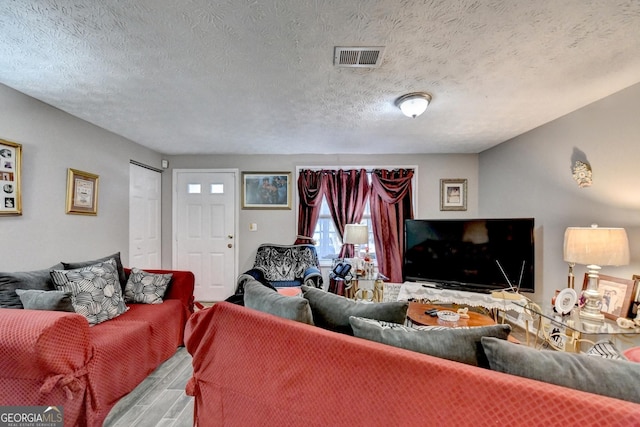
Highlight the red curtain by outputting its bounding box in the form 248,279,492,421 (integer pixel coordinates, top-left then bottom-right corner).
295,170,325,244
370,169,414,282
324,169,371,258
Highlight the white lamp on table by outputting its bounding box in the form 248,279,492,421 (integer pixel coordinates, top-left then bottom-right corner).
563,225,630,321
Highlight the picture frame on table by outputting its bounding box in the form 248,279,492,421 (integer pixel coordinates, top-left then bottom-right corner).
66,168,99,215
631,275,640,317
440,178,467,211
0,139,22,216
241,172,292,209
582,274,635,320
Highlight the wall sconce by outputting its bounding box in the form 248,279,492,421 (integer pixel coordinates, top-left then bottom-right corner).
395,92,432,118
572,160,592,188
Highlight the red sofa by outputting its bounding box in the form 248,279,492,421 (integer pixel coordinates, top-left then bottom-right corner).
0,269,194,427
185,302,640,427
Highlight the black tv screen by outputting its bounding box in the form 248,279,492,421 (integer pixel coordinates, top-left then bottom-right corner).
403,218,535,293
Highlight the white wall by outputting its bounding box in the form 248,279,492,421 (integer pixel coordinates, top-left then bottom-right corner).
162,153,479,273
0,84,162,271
480,82,640,305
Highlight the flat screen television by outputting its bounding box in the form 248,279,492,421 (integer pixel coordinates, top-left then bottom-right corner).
403,218,535,293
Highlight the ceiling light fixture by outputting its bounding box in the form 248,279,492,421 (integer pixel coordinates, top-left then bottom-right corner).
395,92,432,118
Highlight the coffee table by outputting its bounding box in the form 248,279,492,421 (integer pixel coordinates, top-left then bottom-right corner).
407,303,497,328
407,302,519,343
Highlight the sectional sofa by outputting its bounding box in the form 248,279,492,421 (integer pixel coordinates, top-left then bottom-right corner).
0,256,194,427
185,281,640,426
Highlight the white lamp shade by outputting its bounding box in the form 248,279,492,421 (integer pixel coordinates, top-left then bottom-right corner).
563,226,630,266
343,224,369,245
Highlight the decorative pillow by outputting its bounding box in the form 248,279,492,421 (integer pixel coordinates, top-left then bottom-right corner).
51,258,128,325
624,346,640,363
586,340,628,361
245,280,314,325
0,264,63,308
301,285,408,335
350,316,511,367
15,289,75,312
62,252,127,291
481,337,640,403
124,268,173,304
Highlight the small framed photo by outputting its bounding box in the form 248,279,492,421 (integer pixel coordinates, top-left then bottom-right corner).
242,172,291,209
582,274,635,320
631,275,640,318
0,139,22,216
66,168,99,215
440,178,467,211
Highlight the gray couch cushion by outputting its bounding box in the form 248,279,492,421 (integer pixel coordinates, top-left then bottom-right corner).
350,316,511,367
245,280,314,325
15,289,75,312
481,336,640,403
0,263,63,308
301,285,408,335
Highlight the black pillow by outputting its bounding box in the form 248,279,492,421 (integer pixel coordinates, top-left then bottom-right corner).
0,263,63,308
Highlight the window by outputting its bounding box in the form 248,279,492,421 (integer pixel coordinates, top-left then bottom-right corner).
313,197,376,264
301,167,415,266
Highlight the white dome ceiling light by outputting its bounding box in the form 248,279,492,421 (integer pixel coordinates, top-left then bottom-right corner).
395,92,432,118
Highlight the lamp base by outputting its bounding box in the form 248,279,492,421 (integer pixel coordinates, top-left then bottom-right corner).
579,265,604,322
579,307,605,321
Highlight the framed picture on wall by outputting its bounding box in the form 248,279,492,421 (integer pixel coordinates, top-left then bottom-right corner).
0,139,22,216
242,172,292,209
66,168,99,215
582,274,635,320
440,178,467,211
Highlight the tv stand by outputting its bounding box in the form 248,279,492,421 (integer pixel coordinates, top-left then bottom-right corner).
398,282,527,316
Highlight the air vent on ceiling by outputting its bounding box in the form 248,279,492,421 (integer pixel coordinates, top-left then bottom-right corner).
334,46,385,68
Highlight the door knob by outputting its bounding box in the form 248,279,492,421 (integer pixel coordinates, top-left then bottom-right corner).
227,243,233,248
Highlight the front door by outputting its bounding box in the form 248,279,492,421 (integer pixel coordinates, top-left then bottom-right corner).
173,169,237,301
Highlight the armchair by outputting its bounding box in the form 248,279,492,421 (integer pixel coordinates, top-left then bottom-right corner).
243,244,323,289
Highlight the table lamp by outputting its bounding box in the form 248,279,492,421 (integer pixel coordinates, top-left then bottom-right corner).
563,225,629,321
343,224,369,259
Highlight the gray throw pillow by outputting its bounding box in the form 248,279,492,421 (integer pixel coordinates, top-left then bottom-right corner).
245,280,314,325
62,252,127,291
350,316,511,367
301,285,408,335
481,337,640,403
15,289,75,312
0,263,64,308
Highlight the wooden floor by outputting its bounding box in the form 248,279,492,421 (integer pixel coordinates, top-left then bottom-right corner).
103,347,194,427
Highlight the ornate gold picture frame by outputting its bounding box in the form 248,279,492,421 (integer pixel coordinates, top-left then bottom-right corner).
66,168,99,215
0,139,22,216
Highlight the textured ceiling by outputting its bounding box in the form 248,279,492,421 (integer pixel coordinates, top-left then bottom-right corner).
1,1,640,155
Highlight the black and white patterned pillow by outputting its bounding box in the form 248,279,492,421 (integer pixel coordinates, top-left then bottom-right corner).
50,258,128,325
586,340,628,361
124,268,172,304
